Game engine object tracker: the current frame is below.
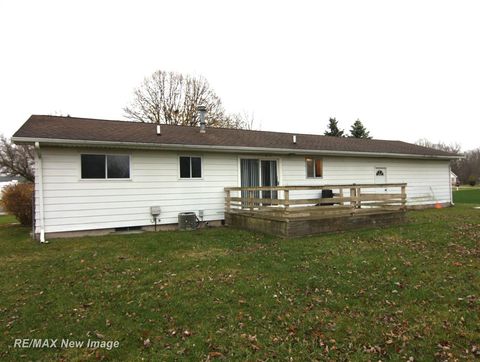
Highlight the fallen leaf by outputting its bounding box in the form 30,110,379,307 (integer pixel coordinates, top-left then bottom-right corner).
209,351,223,358
143,338,151,348
95,331,104,339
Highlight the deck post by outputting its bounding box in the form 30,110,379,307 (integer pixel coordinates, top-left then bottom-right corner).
339,188,344,205
284,189,290,210
225,189,231,212
350,187,357,211
401,184,407,210
356,186,362,209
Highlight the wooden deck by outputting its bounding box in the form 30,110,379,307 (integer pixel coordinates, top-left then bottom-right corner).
224,183,407,237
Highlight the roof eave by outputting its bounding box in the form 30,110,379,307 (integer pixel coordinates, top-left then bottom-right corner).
12,136,463,160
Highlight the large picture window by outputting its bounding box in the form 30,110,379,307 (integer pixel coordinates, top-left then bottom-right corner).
305,157,323,178
81,154,130,179
179,156,202,178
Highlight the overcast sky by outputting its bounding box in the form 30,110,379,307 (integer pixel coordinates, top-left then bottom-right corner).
1,0,479,150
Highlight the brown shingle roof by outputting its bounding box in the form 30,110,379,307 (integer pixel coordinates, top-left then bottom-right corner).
13,115,459,158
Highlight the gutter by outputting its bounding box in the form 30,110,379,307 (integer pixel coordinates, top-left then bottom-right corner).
34,142,48,243
12,136,463,160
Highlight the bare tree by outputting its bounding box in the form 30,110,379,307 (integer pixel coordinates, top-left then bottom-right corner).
228,111,256,130
456,148,480,184
415,138,462,154
124,70,250,129
415,138,480,184
0,136,34,182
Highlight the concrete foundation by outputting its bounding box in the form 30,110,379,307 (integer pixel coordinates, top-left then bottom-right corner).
38,220,223,240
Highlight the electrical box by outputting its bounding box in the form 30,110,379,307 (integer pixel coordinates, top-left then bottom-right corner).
150,206,161,217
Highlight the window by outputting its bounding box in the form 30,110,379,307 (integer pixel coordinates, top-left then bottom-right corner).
306,157,323,178
81,154,130,179
180,156,202,178
107,155,130,178
81,155,106,179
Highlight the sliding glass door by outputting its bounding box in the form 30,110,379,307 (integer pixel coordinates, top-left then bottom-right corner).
261,160,278,200
240,159,278,206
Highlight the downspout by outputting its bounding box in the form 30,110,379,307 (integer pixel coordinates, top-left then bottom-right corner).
34,142,48,243
448,162,454,206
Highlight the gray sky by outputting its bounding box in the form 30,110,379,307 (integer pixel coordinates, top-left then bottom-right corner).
1,0,479,150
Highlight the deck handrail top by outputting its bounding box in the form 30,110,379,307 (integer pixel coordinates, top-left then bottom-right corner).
224,183,407,192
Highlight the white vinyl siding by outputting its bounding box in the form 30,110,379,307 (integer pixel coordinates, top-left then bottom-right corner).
35,147,238,233
35,147,452,234
282,155,451,204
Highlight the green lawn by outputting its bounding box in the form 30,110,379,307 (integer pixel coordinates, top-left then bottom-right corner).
0,214,17,225
1,206,479,361
453,188,480,204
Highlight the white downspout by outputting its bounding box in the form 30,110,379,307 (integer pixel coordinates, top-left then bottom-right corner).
448,163,454,206
35,142,48,243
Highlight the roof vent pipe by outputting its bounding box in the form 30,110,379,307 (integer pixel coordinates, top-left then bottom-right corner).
293,135,297,144
156,124,161,135
197,105,207,133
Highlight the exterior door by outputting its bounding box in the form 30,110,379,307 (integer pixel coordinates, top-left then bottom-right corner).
240,159,278,205
261,160,278,200
375,167,387,184
240,159,260,188
240,159,260,205
375,167,387,192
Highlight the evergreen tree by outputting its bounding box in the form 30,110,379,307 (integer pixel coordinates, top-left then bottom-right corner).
349,119,371,139
324,118,344,137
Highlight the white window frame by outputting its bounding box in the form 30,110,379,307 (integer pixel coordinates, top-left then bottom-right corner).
79,153,132,181
305,157,323,179
178,155,203,180
237,156,282,187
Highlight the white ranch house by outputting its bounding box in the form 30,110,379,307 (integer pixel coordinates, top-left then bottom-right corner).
13,115,460,241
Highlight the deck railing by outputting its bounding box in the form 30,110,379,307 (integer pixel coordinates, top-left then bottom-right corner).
225,183,407,219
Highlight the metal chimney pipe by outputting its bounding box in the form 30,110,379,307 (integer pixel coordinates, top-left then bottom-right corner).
197,105,207,133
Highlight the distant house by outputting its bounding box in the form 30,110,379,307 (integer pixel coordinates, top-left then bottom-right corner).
450,171,459,186
13,115,461,241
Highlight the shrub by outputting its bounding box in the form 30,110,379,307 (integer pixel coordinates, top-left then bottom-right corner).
467,175,477,187
1,183,34,225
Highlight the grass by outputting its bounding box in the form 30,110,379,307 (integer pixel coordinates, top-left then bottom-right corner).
453,187,480,204
457,185,480,190
0,214,17,225
1,205,479,361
